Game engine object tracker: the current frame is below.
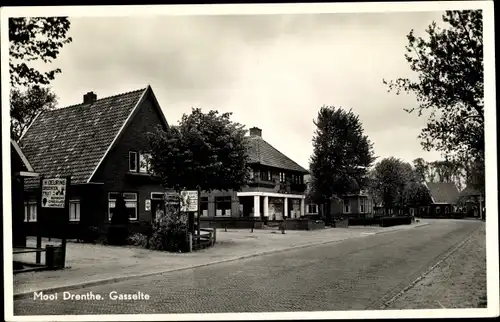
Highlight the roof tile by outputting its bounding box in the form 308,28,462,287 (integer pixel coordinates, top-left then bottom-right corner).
20,88,147,187
425,182,460,204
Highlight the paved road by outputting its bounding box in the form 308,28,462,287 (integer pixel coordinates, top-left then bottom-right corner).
14,220,482,315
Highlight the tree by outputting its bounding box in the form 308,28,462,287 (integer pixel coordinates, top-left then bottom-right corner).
413,158,430,183
370,157,415,213
9,17,73,87
403,181,432,209
147,108,250,193
10,86,57,141
383,10,484,185
309,106,375,224
9,17,72,141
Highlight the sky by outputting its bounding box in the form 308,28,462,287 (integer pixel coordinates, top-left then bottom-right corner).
29,10,447,170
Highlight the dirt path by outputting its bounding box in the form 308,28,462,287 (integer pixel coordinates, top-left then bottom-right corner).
385,224,487,309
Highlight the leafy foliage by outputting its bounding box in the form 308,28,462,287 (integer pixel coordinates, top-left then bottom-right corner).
309,106,375,221
147,108,250,192
383,10,484,189
10,86,57,141
369,157,417,210
9,17,73,87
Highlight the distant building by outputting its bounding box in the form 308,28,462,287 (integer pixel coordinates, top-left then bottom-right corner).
418,182,461,217
19,86,169,237
200,127,309,227
457,184,484,218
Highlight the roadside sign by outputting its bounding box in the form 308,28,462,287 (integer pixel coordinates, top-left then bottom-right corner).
145,199,151,211
165,192,180,205
41,178,67,208
180,190,198,212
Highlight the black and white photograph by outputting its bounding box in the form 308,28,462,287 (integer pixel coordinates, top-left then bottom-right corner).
2,1,498,321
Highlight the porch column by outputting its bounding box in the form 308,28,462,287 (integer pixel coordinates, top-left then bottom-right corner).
300,198,305,217
284,197,288,218
263,196,269,217
253,195,260,217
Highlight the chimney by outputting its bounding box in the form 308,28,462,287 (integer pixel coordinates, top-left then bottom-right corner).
83,92,97,105
249,127,262,137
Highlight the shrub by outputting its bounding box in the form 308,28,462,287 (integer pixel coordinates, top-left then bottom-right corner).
128,233,149,248
81,226,100,243
149,204,189,252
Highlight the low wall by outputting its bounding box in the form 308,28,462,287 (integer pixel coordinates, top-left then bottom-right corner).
348,218,381,226
200,218,265,229
380,216,412,227
333,219,349,228
283,219,325,231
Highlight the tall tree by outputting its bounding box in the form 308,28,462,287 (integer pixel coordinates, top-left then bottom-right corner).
10,17,73,87
9,17,72,140
10,86,57,141
383,10,484,188
309,106,375,224
147,108,250,193
413,157,430,183
370,157,415,213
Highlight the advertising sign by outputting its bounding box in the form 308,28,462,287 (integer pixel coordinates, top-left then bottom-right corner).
41,178,67,208
180,190,198,212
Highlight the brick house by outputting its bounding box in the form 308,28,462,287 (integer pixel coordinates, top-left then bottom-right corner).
418,182,461,217
457,184,484,218
200,127,309,228
19,86,168,238
304,175,374,219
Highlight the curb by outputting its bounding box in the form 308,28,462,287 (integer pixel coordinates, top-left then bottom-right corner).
14,234,360,300
379,224,483,309
13,222,429,300
373,222,430,235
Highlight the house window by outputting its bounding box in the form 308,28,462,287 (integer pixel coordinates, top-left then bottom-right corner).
249,169,254,180
435,206,441,214
279,172,286,183
215,196,232,216
260,169,272,181
129,151,137,172
108,192,138,221
444,206,449,213
307,204,318,214
69,200,81,222
139,153,151,173
344,200,351,213
24,201,37,222
360,201,365,213
200,197,209,217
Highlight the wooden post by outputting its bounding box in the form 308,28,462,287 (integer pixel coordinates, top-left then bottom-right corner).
479,194,484,220
61,176,71,268
197,186,201,247
187,232,193,252
36,176,44,264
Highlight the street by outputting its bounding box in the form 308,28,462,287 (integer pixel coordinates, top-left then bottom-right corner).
14,220,483,315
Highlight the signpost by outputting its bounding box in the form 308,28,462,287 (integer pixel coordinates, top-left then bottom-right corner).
180,190,198,212
41,178,67,208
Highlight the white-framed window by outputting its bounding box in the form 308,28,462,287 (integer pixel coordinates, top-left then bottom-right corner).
129,151,138,172
360,199,365,213
139,153,151,173
279,172,286,183
344,200,351,214
307,204,318,214
24,201,37,222
435,206,441,214
215,196,231,217
444,206,450,213
108,192,138,221
69,200,81,222
249,169,254,180
267,171,272,181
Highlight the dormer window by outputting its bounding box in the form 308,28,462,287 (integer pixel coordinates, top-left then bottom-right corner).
129,151,137,172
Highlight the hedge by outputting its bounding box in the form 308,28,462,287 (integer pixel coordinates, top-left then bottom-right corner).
380,216,412,227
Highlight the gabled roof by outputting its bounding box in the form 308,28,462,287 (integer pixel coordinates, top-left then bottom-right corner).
11,139,35,172
19,86,166,185
459,184,482,198
424,182,460,204
245,135,308,174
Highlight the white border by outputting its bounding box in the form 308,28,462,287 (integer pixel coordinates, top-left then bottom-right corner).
1,1,498,321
